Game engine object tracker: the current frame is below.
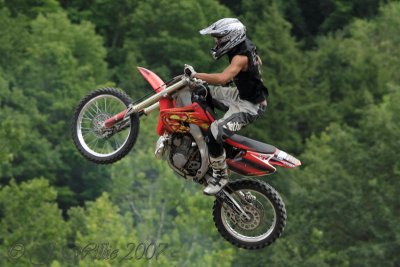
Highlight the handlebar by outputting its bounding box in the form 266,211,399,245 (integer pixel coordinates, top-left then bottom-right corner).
182,75,207,89
165,74,207,90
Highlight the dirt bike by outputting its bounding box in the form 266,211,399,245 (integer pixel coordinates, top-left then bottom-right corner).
71,67,301,250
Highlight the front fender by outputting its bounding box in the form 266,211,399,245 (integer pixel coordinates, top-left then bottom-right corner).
137,67,172,136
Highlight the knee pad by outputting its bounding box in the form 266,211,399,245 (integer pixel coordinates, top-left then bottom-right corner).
205,127,224,157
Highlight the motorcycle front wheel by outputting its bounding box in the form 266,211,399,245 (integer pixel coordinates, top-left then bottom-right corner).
213,179,286,250
71,88,140,164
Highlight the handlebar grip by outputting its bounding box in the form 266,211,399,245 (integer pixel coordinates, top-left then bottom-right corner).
184,68,192,76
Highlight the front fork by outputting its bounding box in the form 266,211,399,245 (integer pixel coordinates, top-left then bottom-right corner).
103,101,160,128
216,188,251,221
103,79,188,129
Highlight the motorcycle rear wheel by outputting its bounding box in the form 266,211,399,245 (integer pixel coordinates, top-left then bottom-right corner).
213,179,286,250
71,88,139,164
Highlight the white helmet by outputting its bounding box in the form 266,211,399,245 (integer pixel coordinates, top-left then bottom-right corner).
200,18,246,60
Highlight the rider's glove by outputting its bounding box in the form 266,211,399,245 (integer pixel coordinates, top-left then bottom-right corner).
184,64,197,78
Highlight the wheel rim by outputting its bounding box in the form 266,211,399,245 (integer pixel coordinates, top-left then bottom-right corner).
221,189,277,243
77,95,131,158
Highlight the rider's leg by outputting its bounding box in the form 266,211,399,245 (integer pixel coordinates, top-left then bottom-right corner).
203,86,267,195
204,127,228,195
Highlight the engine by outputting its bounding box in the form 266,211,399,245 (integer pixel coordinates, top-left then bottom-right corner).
169,134,202,176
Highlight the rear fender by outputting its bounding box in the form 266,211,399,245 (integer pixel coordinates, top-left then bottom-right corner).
227,151,276,177
270,149,302,168
225,138,301,176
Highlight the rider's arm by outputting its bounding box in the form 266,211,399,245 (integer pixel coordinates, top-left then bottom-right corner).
193,55,248,85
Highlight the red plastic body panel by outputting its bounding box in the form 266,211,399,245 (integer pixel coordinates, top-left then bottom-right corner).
227,151,277,176
225,136,277,176
137,67,165,93
137,67,173,135
225,137,301,176
160,102,214,133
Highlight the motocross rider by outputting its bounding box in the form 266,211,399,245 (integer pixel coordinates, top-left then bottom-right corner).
184,18,268,195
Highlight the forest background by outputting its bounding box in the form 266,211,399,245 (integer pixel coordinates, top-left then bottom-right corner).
0,0,399,266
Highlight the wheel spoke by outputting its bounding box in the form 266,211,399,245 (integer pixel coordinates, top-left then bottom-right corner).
85,105,98,118
87,137,98,145
82,131,93,138
116,137,122,148
93,138,100,149
89,105,99,116
82,115,93,121
101,139,108,153
95,100,101,113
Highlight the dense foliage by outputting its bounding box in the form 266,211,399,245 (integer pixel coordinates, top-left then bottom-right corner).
0,0,399,266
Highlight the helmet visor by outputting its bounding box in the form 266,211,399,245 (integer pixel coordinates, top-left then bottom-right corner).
214,37,221,48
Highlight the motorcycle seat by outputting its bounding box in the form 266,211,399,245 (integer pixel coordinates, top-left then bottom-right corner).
226,134,276,154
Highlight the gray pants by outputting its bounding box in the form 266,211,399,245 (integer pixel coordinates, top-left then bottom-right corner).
208,85,266,144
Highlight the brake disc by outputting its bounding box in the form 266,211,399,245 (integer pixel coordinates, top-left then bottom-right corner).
224,201,264,231
236,204,262,231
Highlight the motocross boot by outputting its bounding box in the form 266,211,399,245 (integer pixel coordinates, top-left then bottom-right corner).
204,152,229,195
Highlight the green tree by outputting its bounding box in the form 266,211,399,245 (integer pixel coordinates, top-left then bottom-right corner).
234,4,400,266
0,8,30,80
0,75,58,184
2,11,112,209
306,2,400,130
3,0,61,18
264,87,400,267
0,178,68,267
62,0,232,95
0,70,24,166
67,193,144,267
